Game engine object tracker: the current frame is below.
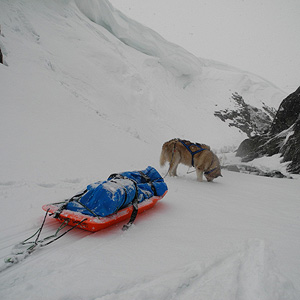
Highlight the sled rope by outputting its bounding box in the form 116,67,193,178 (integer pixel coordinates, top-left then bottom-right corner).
3,209,87,267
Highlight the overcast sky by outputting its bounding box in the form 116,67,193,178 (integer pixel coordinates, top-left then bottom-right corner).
109,0,300,94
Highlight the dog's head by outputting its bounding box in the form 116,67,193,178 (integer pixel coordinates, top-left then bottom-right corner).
205,168,222,182
205,153,222,182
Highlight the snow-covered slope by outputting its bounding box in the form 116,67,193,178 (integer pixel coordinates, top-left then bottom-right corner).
0,0,286,183
1,1,299,299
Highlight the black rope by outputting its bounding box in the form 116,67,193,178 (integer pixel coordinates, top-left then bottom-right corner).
19,208,50,247
40,218,88,247
5,210,88,266
34,207,49,245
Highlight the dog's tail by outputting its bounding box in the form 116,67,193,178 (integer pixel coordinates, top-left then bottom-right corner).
160,147,167,167
160,139,177,167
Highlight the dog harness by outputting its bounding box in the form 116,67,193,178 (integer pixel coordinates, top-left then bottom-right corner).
178,139,207,167
177,139,218,175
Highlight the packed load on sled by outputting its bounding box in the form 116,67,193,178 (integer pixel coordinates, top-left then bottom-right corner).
43,166,168,232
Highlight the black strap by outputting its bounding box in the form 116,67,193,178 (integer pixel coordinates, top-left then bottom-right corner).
122,179,139,231
122,197,139,231
109,172,141,230
138,171,157,196
108,173,125,180
53,189,88,219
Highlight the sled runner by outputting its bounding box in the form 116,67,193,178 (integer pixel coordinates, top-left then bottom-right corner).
42,166,168,232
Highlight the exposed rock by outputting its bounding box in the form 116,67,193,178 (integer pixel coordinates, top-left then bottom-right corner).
236,136,265,159
270,87,300,135
222,164,288,178
236,87,300,174
214,93,276,137
0,25,3,64
280,117,300,173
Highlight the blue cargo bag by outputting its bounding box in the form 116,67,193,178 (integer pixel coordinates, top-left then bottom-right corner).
65,166,168,217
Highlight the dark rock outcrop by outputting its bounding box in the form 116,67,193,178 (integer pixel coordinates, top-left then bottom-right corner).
270,88,300,135
0,25,2,64
236,87,300,174
214,93,276,137
223,164,288,178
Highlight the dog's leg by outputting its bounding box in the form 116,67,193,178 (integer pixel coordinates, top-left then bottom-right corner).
196,168,204,182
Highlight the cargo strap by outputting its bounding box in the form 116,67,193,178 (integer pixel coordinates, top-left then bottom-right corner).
108,173,139,230
138,171,157,196
122,196,139,231
52,189,100,219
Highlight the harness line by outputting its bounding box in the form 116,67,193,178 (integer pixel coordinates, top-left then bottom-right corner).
3,209,88,268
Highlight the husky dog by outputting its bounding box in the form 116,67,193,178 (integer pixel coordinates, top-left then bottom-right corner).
160,138,222,182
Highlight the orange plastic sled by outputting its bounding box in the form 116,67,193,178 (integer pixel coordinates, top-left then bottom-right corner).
42,191,167,232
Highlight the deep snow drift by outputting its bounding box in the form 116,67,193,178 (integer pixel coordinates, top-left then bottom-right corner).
0,1,299,299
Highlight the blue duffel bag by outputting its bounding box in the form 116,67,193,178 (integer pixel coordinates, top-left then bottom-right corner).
65,166,168,218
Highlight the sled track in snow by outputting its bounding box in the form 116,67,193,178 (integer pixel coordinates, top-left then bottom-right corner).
95,239,298,300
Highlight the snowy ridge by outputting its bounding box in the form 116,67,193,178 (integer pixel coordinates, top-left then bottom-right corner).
75,0,204,85
74,0,285,107
0,1,299,299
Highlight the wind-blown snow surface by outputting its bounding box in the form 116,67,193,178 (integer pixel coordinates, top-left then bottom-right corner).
0,1,299,299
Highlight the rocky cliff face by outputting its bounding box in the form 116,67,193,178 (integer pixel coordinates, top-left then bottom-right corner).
214,93,276,137
236,87,300,174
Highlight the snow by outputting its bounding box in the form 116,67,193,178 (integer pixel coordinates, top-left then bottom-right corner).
0,0,299,299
